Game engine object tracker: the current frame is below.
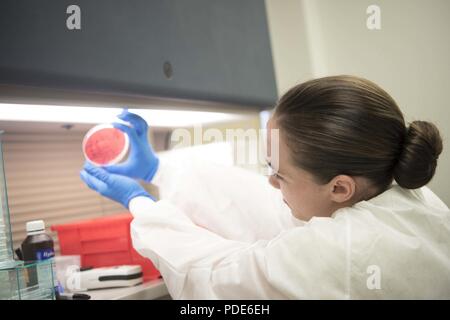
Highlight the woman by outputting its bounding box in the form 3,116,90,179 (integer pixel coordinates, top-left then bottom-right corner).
80,75,450,299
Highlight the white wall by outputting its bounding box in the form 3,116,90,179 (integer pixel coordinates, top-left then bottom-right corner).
266,0,450,204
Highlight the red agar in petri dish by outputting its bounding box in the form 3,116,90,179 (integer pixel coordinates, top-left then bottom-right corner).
83,124,129,166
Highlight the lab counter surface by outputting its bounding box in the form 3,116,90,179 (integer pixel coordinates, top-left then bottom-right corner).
86,278,171,300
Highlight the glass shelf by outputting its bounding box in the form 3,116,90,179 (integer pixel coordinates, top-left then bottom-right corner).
0,132,56,300
0,131,14,267
0,260,56,300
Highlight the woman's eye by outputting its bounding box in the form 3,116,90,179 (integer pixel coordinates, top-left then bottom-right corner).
274,173,283,181
266,164,275,176
266,162,284,181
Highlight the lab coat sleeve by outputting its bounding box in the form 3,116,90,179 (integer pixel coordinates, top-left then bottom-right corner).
129,196,347,299
150,151,297,242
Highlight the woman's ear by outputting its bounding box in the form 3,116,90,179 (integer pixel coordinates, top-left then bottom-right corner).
328,175,356,203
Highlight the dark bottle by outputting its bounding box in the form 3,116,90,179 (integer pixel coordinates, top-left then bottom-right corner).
21,220,55,287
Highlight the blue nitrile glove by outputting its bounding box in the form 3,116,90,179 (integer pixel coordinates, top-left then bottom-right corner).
80,162,153,208
103,109,159,183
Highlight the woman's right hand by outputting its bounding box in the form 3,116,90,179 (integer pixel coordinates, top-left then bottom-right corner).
103,109,159,182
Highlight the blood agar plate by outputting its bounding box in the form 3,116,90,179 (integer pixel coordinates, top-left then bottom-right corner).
82,124,129,166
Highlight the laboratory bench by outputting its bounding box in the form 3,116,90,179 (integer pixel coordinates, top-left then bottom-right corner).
86,278,170,300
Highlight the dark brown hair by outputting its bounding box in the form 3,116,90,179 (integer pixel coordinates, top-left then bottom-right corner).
274,75,443,193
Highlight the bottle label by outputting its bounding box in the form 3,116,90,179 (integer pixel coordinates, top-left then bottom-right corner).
35,248,55,261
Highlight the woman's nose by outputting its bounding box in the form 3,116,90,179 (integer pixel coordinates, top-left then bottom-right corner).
269,175,280,189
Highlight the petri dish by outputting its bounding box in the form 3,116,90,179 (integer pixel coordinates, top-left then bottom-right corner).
82,124,129,166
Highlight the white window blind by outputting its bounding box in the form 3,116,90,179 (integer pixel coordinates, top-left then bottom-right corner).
0,117,259,256
1,131,126,255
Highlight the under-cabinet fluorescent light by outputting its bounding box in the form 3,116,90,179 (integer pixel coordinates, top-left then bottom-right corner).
0,103,245,127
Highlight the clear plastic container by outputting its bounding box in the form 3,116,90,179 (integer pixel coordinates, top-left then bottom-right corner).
54,255,81,292
82,124,129,166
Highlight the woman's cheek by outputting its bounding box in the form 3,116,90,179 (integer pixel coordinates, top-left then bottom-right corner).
281,185,297,207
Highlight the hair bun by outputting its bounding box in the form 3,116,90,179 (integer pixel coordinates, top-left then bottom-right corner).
394,121,443,189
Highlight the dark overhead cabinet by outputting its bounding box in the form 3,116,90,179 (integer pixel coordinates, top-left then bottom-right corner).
0,0,277,109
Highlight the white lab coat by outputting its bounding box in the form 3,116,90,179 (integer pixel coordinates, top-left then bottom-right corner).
129,152,450,299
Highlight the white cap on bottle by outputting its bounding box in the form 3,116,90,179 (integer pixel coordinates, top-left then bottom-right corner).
26,220,46,235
